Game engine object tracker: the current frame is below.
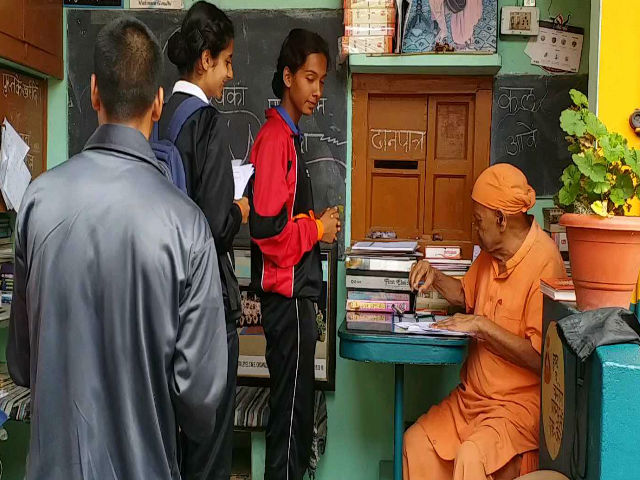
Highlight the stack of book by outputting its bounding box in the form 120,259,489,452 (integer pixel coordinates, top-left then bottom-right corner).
341,0,396,57
0,215,13,307
541,278,576,302
416,245,470,315
542,208,571,277
345,240,419,332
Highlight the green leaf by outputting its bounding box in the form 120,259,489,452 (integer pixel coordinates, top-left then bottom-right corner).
561,164,581,185
568,142,582,154
600,133,627,164
573,152,607,182
586,179,611,194
584,112,608,139
610,175,635,206
625,149,640,177
560,109,586,137
570,89,589,108
591,200,609,217
558,183,580,206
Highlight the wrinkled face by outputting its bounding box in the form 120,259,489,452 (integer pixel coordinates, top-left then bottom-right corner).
285,53,327,116
202,40,234,101
472,201,502,253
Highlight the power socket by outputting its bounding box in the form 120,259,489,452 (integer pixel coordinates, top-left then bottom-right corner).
524,0,536,6
501,6,540,35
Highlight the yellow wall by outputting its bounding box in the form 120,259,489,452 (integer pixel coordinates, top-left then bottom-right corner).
597,0,640,147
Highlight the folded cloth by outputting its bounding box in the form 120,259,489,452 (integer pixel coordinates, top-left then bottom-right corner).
558,307,640,361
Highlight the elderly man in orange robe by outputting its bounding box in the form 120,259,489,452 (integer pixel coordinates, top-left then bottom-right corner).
404,164,566,480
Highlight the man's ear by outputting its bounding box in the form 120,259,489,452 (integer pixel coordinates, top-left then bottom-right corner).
151,86,164,123
496,210,507,232
90,74,101,113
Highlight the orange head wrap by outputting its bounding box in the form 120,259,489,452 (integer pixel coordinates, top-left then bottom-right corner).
471,164,536,215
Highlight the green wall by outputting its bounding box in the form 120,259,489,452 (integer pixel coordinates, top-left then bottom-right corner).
1,0,587,478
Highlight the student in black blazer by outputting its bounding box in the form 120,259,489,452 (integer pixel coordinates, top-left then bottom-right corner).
160,2,250,479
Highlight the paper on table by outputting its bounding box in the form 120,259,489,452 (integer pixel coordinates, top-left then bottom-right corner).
0,119,31,212
231,161,254,200
395,320,470,337
351,241,418,253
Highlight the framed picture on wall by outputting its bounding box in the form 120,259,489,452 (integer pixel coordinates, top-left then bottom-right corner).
402,0,498,53
234,244,338,391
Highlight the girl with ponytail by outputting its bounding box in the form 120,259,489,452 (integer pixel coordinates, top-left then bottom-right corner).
248,29,340,480
160,2,248,479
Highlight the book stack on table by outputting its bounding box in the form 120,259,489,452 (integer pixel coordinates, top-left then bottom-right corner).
345,241,418,332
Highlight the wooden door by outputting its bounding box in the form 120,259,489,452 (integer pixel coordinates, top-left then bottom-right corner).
352,75,492,256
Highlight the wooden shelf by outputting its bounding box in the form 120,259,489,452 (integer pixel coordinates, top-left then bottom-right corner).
348,53,502,75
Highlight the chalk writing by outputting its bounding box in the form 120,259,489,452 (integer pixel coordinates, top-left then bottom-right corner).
215,86,248,107
2,73,40,104
497,87,543,115
506,122,538,156
302,133,347,153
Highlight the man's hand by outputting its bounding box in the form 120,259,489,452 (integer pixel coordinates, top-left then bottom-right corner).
434,313,488,336
409,260,437,294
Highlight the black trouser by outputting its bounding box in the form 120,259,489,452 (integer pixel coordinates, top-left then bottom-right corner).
261,294,318,480
180,322,239,480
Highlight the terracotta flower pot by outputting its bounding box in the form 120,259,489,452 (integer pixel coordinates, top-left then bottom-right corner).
559,213,640,311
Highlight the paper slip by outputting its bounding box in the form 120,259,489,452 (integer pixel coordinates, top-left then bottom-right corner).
231,160,254,200
395,321,470,337
0,119,31,212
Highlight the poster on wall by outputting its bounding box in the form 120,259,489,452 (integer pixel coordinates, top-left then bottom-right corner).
402,0,498,53
525,21,584,73
234,245,338,391
130,0,183,9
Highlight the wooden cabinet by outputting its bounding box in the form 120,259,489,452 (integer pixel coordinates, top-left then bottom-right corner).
352,75,492,256
0,0,63,79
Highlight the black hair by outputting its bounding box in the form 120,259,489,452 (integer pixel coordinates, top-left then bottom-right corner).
272,29,331,99
167,1,234,76
94,17,162,121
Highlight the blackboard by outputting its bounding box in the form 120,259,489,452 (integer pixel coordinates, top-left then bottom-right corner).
67,9,347,248
490,75,588,196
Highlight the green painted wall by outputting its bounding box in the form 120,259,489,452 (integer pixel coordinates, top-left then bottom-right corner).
0,1,586,478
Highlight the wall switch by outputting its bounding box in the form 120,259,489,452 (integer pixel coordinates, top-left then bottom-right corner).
501,6,540,35
524,0,536,6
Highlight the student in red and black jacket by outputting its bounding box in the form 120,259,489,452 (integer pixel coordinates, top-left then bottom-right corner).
249,29,340,480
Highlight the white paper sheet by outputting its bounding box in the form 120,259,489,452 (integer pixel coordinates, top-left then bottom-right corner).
231,161,254,200
395,320,470,337
1,119,32,212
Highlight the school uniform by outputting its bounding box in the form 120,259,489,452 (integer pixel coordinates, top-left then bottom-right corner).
158,81,242,480
249,106,323,480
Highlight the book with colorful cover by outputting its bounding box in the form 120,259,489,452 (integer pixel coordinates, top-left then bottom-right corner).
346,311,395,332
346,291,410,313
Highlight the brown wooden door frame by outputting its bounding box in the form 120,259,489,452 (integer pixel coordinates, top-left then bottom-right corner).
351,74,493,254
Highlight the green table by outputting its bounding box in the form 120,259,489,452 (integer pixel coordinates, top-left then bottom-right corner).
338,321,469,480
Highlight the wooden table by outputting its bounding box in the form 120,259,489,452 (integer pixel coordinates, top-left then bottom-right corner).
339,321,469,480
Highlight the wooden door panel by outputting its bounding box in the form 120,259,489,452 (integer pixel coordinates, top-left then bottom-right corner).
370,173,421,238
430,175,468,239
435,102,470,160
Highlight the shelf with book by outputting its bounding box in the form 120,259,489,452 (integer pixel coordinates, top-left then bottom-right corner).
348,53,502,75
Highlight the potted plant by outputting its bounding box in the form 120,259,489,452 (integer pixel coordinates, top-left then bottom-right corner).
556,89,640,311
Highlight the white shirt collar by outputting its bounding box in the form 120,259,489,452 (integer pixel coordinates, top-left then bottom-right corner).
172,80,210,104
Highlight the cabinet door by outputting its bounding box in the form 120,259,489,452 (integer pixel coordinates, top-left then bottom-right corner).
424,95,475,242
25,0,62,56
0,1,25,42
0,1,26,66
